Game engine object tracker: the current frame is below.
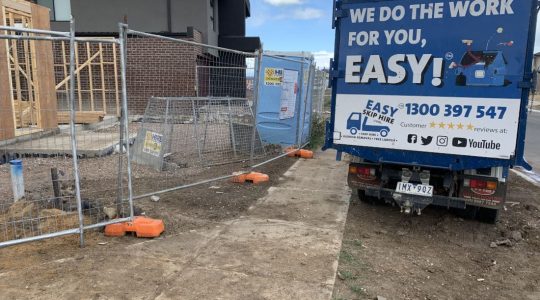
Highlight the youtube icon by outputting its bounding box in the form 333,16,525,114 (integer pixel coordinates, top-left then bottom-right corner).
452,138,467,148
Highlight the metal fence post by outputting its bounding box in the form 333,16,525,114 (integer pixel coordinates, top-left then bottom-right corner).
306,60,316,140
227,97,238,158
118,23,134,220
191,99,203,163
295,53,306,147
250,50,263,165
68,18,85,247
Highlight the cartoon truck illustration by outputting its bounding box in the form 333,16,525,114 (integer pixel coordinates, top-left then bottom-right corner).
347,112,390,137
450,29,513,87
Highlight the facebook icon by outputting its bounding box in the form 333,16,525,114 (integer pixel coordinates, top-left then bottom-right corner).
407,134,418,144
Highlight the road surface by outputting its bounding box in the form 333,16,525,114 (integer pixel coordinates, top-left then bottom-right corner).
525,111,540,172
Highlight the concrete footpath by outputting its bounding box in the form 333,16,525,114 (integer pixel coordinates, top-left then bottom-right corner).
0,150,350,299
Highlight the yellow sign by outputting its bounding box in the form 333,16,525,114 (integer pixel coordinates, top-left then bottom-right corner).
264,68,284,86
143,131,163,157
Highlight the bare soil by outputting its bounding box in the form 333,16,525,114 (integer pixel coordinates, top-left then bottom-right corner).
332,173,540,300
0,156,295,272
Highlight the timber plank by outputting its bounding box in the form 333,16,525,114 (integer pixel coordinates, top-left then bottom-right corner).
31,3,58,130
57,111,105,124
0,5,15,141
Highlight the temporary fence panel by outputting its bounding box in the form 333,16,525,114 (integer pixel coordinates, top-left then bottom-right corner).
131,97,265,171
299,60,315,145
312,70,328,115
0,18,133,248
124,28,268,199
255,52,315,146
0,16,319,249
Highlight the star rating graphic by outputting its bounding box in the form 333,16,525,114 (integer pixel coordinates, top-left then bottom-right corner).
429,121,474,130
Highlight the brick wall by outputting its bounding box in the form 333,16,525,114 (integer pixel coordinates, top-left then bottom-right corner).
126,32,203,115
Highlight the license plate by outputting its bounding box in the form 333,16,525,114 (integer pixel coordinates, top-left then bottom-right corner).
396,182,434,197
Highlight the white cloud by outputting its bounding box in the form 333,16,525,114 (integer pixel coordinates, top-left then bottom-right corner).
292,8,324,20
313,51,334,70
264,0,303,6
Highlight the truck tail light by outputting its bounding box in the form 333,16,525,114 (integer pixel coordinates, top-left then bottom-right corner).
349,166,357,174
356,166,376,176
465,178,497,190
486,181,498,190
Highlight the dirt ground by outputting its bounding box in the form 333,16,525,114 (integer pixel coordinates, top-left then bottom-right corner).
0,156,295,273
332,173,540,300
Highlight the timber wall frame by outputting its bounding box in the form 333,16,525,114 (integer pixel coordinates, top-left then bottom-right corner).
0,0,57,140
53,39,120,119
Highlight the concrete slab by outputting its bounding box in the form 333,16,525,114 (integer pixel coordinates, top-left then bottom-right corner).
191,217,341,283
155,267,334,300
3,131,137,157
249,187,349,229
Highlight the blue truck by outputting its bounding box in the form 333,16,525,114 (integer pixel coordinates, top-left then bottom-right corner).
324,0,538,222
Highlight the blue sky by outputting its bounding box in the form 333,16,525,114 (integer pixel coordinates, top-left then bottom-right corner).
246,0,335,69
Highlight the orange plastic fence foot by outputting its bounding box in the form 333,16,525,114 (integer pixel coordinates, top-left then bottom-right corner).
232,172,269,184
246,172,270,184
232,172,248,183
297,149,314,159
105,216,165,238
284,148,314,159
104,223,126,237
285,147,298,157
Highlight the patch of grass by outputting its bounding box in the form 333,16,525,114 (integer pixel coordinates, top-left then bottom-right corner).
308,113,327,150
339,270,358,280
340,250,355,264
351,239,363,247
324,89,332,111
349,284,367,296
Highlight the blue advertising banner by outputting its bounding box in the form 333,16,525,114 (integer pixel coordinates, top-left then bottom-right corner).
333,0,535,159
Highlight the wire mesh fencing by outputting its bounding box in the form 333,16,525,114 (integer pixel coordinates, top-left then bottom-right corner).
0,21,133,248
124,27,277,199
0,20,320,249
312,69,328,115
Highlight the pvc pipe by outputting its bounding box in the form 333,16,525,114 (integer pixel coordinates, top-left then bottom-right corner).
10,160,25,202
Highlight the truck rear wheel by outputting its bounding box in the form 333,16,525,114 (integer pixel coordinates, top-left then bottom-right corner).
455,206,479,220
477,207,499,224
356,189,383,205
356,189,367,203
